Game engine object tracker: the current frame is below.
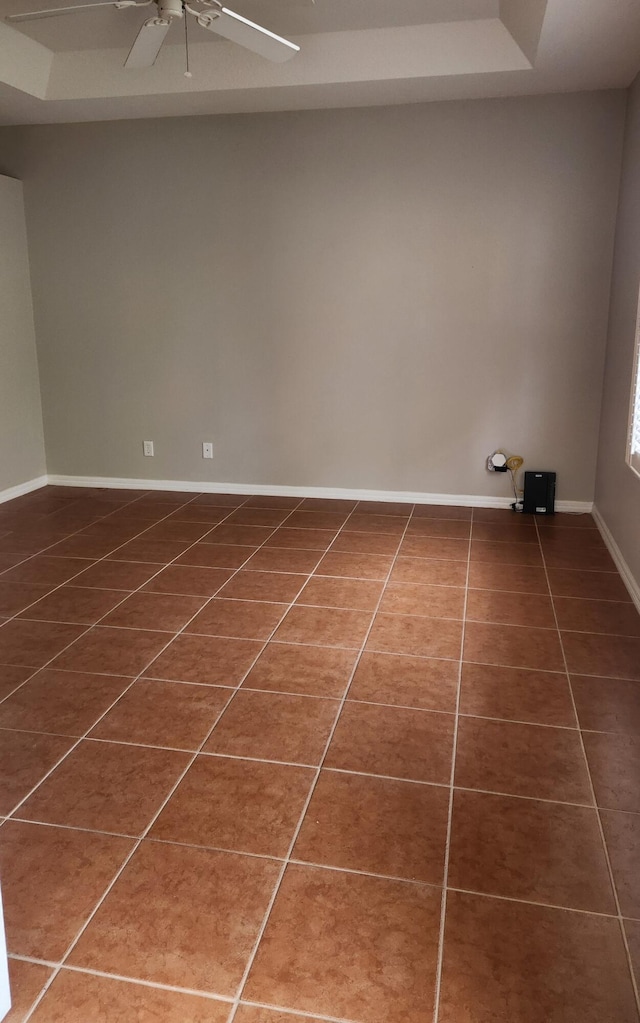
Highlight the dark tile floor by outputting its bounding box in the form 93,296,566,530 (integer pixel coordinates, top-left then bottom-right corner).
0,485,639,1022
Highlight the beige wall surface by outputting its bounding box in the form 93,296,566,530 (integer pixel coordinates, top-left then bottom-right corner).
0,92,625,499
595,78,640,583
0,173,46,494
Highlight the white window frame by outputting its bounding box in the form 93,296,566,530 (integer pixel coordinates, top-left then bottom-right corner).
627,284,640,479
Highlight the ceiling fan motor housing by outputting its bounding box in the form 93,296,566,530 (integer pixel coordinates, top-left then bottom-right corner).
157,0,183,19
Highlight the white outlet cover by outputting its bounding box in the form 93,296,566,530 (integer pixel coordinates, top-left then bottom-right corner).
143,441,154,457
202,443,213,459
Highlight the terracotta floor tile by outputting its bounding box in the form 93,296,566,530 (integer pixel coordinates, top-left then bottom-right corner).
264,528,337,551
28,970,230,1023
438,890,638,1023
400,536,469,560
455,717,593,803
0,553,27,573
204,689,339,764
0,582,51,618
562,632,640,681
459,663,576,727
19,739,190,835
0,820,133,960
314,551,393,580
241,642,357,698
367,613,462,659
0,669,130,736
544,547,616,572
166,505,229,524
572,674,640,735
294,769,449,883
235,1008,325,1023
600,810,640,919
100,591,207,632
0,620,86,668
555,597,640,637
296,575,383,611
19,586,129,626
356,501,410,515
241,496,298,509
466,589,556,629
540,531,608,554
472,522,538,544
206,524,275,547
348,651,458,712
225,508,291,527
299,497,357,512
325,701,454,783
413,504,471,520
151,755,313,856
406,517,471,538
70,560,160,591
5,958,53,1023
90,679,231,749
347,513,407,535
473,508,531,524
330,531,400,555
379,582,465,618
448,789,615,913
537,514,597,529
0,664,34,701
467,561,549,593
273,605,372,649
44,535,124,560
51,627,169,677
191,494,244,507
583,732,640,812
390,557,467,587
186,599,287,640
470,540,543,566
144,634,261,686
2,557,93,588
547,568,632,601
142,564,233,596
139,520,213,543
0,729,75,815
464,621,564,671
218,571,307,603
69,841,280,995
244,548,322,574
244,864,441,1023
176,544,256,570
105,539,191,564
284,510,349,531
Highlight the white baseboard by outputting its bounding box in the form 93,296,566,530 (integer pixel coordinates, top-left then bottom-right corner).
45,474,593,515
592,505,640,612
0,475,48,506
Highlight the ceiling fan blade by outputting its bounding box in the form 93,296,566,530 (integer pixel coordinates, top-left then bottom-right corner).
199,7,299,63
125,17,171,68
5,2,123,23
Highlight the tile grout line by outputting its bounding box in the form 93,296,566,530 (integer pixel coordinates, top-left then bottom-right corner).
534,515,640,1017
224,505,417,1023
430,508,473,1023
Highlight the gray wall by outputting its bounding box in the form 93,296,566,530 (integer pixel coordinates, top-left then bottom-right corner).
0,174,46,495
595,77,640,583
0,92,625,499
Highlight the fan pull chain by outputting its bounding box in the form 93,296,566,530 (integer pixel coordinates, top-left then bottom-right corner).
184,8,192,77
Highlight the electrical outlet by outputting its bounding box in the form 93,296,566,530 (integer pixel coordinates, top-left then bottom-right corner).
202,442,213,459
143,440,154,457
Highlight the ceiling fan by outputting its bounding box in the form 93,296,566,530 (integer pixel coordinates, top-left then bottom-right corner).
5,0,301,67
